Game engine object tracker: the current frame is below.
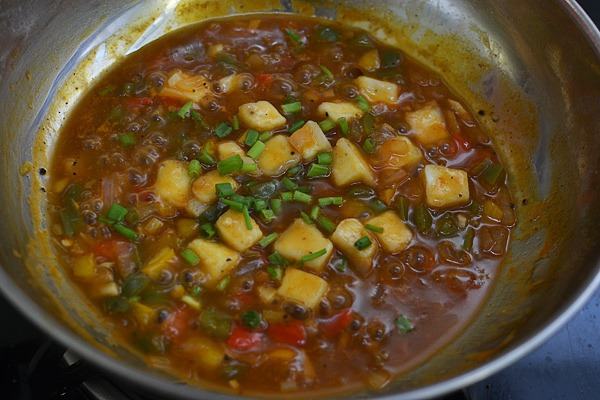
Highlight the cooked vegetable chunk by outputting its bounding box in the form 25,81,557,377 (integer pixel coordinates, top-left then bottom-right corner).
405,100,450,146
187,238,240,281
72,253,96,279
215,209,263,252
256,135,301,176
277,268,329,309
421,164,470,208
192,170,239,204
179,337,226,368
373,136,423,169
142,247,178,281
331,138,376,187
274,218,334,271
355,76,399,103
358,50,380,71
331,218,377,274
186,198,209,218
317,102,364,122
288,121,332,161
367,211,413,253
155,160,191,208
238,101,287,131
160,69,211,103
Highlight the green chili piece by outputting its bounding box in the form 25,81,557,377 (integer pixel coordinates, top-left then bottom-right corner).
397,197,409,221
288,120,305,134
395,315,414,334
118,133,136,148
121,274,150,298
413,204,433,233
105,297,133,313
362,113,376,136
436,215,458,238
481,162,504,185
315,26,341,42
200,308,232,338
216,53,240,66
381,49,403,68
463,227,475,251
471,158,492,175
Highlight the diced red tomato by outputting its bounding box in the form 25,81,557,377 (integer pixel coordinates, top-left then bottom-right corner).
256,74,272,87
318,308,354,338
160,96,183,108
123,97,153,110
266,321,306,347
93,239,119,260
227,324,262,351
161,305,194,344
234,292,255,309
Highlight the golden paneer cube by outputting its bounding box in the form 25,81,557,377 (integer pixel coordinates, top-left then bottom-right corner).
355,76,399,103
274,218,334,271
178,337,226,369
187,238,240,282
142,247,178,281
331,138,376,187
358,50,380,72
217,141,259,175
405,100,450,146
238,101,287,132
277,268,329,309
288,121,332,161
215,209,263,252
421,164,470,208
256,135,301,176
317,101,364,122
155,160,191,208
331,218,377,275
159,69,211,103
374,136,423,169
192,170,239,204
367,211,413,253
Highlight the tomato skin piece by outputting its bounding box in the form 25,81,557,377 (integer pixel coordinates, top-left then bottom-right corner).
161,305,195,344
256,74,272,87
227,324,262,351
266,321,306,347
160,96,183,108
234,292,255,309
123,97,153,110
94,239,119,260
319,308,354,338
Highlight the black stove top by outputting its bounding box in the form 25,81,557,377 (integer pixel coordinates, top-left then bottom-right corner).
2,1,600,399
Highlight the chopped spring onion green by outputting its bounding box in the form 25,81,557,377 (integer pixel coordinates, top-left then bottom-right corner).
216,53,240,66
293,190,312,204
100,85,114,96
217,154,243,175
259,131,272,141
370,199,387,213
241,311,262,329
307,163,329,178
355,95,371,113
247,141,266,159
258,232,279,248
267,251,285,265
333,256,348,272
97,216,115,226
338,117,349,135
253,198,267,212
282,101,302,114
413,204,433,232
482,161,504,185
113,223,139,241
177,101,193,118
310,206,320,219
282,177,298,190
188,159,201,179
181,249,200,266
59,208,83,237
397,196,409,221
288,165,302,176
216,276,231,291
270,198,282,214
281,192,293,201
261,209,275,222
231,194,252,208
214,122,233,138
318,197,343,206
317,215,337,234
181,294,201,310
242,206,253,230
118,133,137,147
107,203,128,222
319,65,334,78
468,200,483,214
267,265,283,280
363,137,377,154
200,223,217,239
297,185,312,194
395,315,414,334
318,118,336,132
365,224,384,233
215,182,235,197
121,274,150,298
288,120,305,133
232,115,239,130
463,227,475,251
244,129,259,147
354,236,372,250
285,28,303,46
301,248,327,262
190,110,202,120
221,199,245,212
241,163,258,173
317,152,333,165
362,113,375,136
199,150,216,166
301,211,314,225
436,215,458,238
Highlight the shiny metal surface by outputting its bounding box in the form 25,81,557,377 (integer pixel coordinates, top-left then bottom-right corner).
1,0,600,399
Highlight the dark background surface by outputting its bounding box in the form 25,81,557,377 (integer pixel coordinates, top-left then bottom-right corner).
1,1,600,399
